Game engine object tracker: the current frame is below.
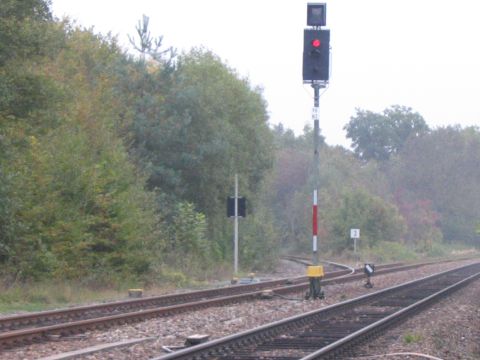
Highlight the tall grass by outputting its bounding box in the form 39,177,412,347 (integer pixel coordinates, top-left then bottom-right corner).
0,281,126,314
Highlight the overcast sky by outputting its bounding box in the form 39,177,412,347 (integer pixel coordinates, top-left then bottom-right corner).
51,0,480,147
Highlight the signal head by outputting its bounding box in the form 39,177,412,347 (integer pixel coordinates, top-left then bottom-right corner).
307,3,326,27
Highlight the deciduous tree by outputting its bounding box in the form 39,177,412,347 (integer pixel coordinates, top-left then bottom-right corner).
344,105,429,161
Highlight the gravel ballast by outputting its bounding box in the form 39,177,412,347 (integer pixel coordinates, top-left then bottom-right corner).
344,275,480,360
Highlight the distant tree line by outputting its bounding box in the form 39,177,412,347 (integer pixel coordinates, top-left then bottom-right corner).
269,105,480,259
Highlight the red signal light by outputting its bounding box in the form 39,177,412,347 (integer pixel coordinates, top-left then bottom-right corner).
311,39,321,47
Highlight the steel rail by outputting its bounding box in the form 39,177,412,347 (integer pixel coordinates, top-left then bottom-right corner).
0,261,426,334
3,257,464,333
151,262,480,360
0,266,359,332
0,275,309,331
282,255,361,273
0,261,435,349
301,270,480,359
0,268,369,348
0,259,470,350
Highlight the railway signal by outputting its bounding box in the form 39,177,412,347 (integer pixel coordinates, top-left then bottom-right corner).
303,29,330,81
304,3,330,300
364,263,375,288
227,197,246,218
228,174,246,276
307,2,326,26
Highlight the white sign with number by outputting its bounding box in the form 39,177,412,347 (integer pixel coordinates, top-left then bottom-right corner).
350,228,360,239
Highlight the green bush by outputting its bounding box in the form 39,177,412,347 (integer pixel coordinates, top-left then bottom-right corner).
158,269,188,287
366,241,418,262
422,242,448,258
327,189,406,253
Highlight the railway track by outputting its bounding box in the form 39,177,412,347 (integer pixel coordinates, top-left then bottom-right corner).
282,256,359,271
153,261,480,360
0,261,356,334
0,269,339,333
0,259,464,350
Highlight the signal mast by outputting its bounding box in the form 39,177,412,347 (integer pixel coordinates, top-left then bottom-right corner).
302,3,330,300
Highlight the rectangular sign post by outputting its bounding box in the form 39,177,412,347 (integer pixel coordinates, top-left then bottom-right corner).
227,175,247,276
350,228,360,239
234,174,238,275
350,228,360,264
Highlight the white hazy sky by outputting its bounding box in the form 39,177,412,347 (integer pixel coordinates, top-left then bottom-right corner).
51,0,480,147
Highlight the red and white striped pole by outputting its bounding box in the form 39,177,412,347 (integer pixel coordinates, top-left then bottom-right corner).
305,83,325,299
311,83,321,266
312,189,318,255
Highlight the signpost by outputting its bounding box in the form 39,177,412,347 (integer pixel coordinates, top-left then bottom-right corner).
350,228,360,264
234,174,239,275
227,174,246,276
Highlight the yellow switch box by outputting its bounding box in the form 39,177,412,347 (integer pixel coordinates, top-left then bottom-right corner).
306,265,324,278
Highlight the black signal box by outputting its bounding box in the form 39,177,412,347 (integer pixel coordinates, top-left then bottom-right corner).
307,3,327,27
227,197,246,217
303,29,330,81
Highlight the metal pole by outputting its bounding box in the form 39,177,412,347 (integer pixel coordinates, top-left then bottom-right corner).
306,83,325,300
234,174,238,275
312,83,321,266
356,237,360,266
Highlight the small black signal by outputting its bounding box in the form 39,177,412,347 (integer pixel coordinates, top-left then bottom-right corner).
227,197,246,217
